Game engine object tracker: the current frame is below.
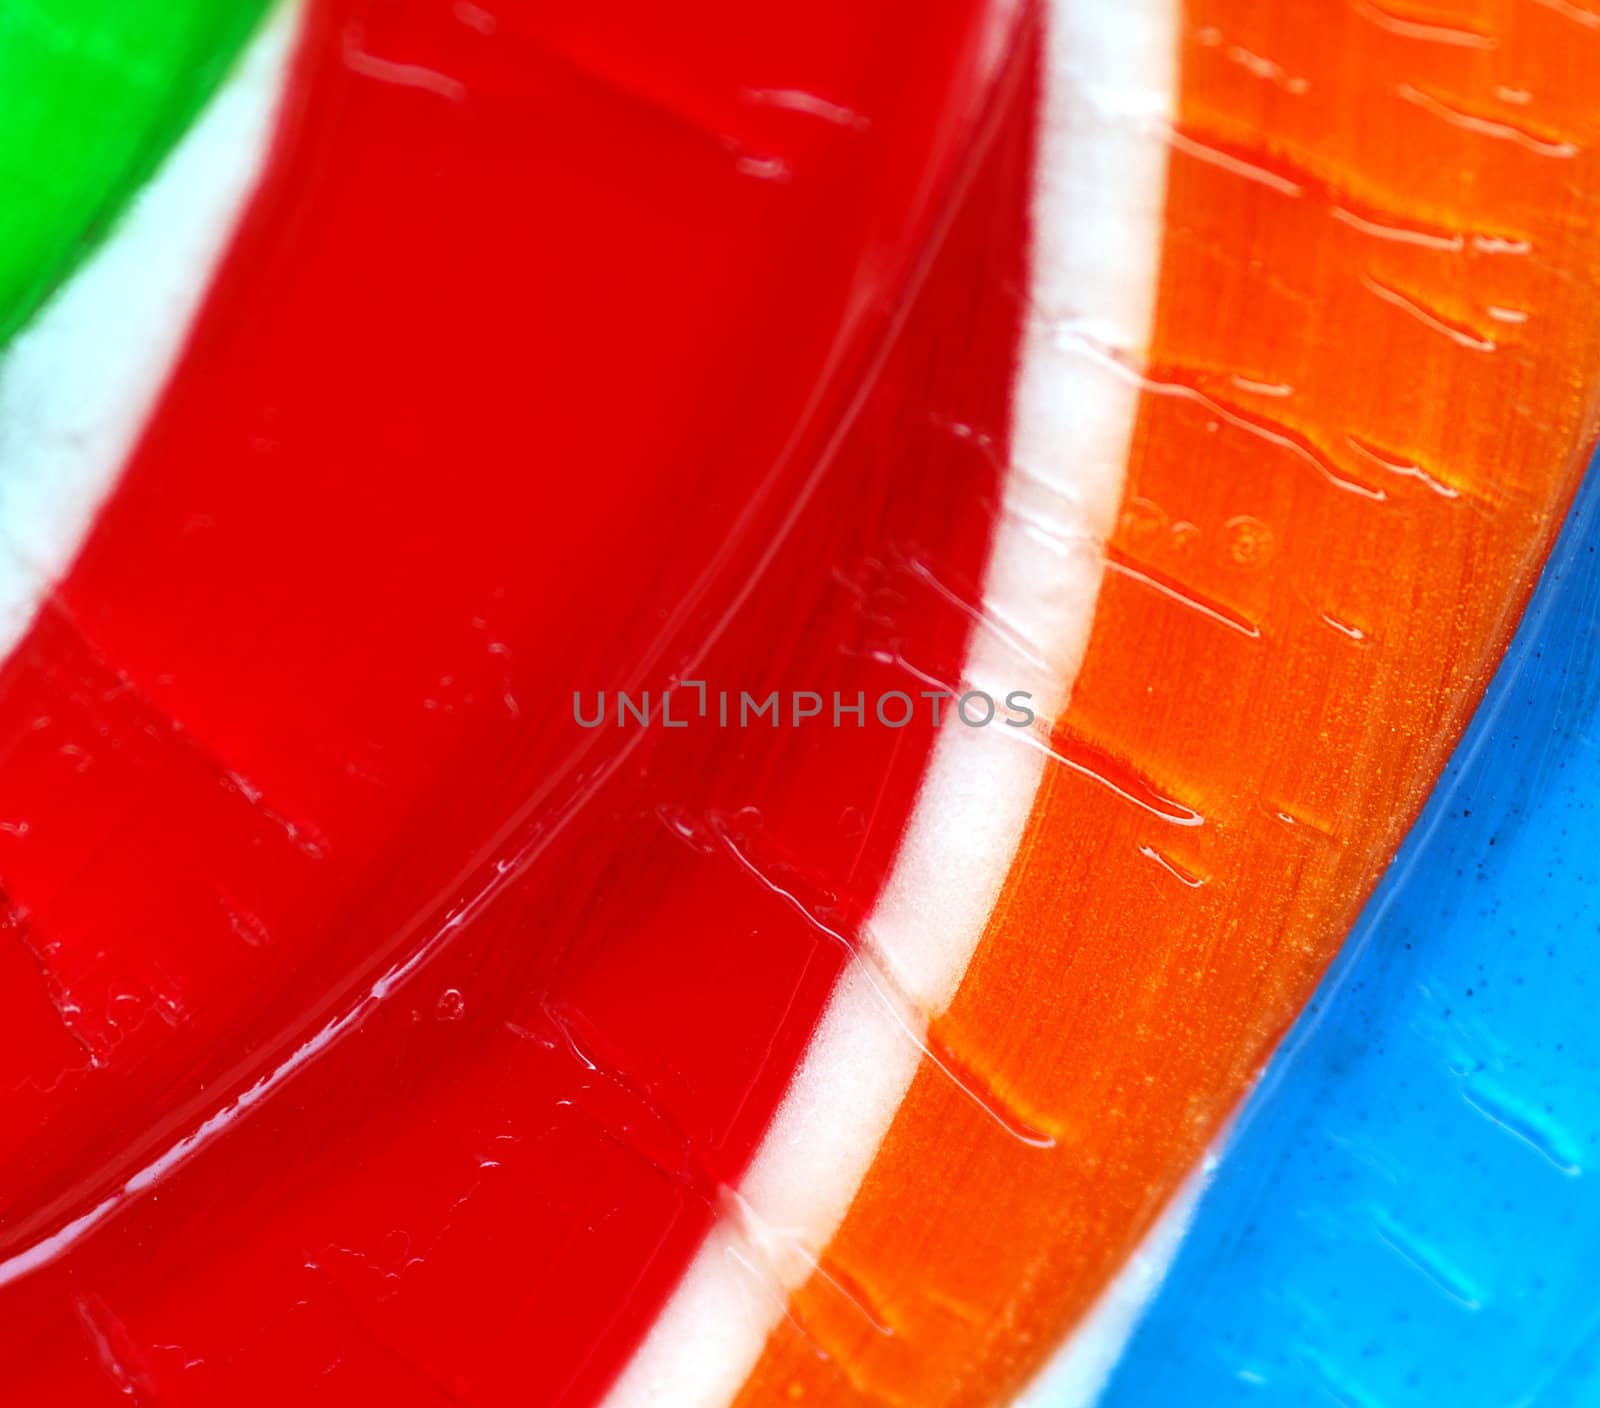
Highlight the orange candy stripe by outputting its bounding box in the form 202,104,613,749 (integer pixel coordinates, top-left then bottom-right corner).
736,3,1600,1404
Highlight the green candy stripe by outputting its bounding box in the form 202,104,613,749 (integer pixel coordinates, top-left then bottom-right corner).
0,0,271,346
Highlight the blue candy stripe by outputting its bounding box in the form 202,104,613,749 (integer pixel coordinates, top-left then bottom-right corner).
1100,458,1600,1408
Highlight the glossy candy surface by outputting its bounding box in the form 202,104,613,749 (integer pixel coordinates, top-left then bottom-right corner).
0,1,1034,1402
1106,447,1600,1407
0,2,1598,1406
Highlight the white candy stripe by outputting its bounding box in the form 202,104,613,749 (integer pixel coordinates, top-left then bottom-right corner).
605,3,1178,1404
0,2,302,654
